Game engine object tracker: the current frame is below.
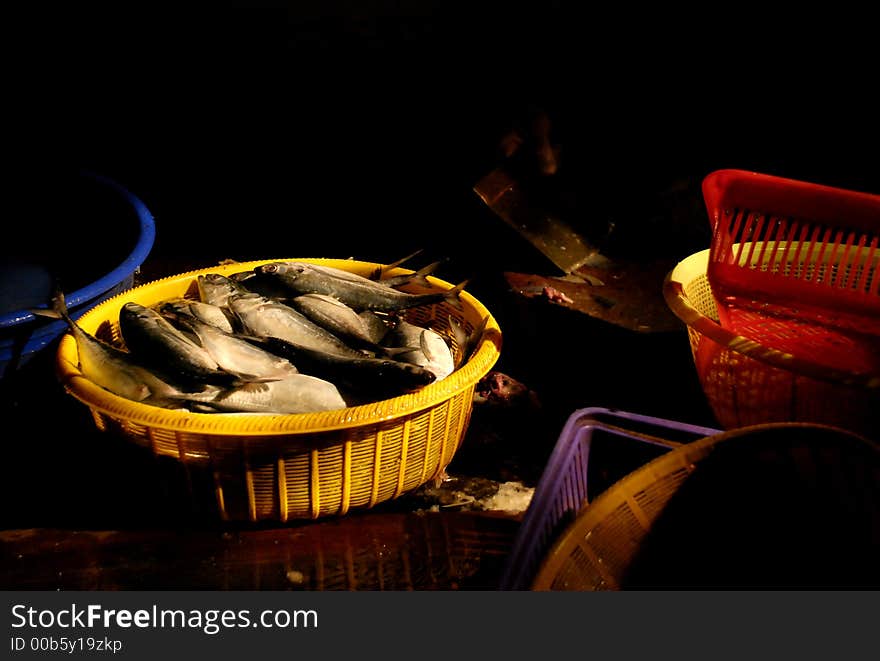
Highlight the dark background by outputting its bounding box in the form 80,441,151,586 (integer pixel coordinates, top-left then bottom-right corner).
6,2,879,429
10,3,878,268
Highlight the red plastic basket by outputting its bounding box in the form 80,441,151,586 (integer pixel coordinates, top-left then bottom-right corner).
703,169,880,374
664,249,880,439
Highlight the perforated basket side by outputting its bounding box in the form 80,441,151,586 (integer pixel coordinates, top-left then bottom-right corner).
663,251,880,436
702,169,880,338
533,448,703,590
531,423,880,590
498,408,719,591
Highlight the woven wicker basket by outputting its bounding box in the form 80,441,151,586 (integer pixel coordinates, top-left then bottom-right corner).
532,423,880,590
56,258,501,522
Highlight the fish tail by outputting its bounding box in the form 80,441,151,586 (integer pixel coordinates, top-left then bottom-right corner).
448,314,468,352
449,313,488,367
406,259,445,288
29,286,72,324
443,280,469,311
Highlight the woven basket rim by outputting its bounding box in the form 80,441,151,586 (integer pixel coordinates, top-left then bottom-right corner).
662,249,880,389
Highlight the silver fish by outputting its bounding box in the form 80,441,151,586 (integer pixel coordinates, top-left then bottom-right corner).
291,293,380,348
251,336,437,399
172,314,300,381
251,261,468,313
383,320,455,381
32,292,153,402
177,375,348,414
227,292,364,358
158,297,235,333
119,302,232,388
196,273,252,308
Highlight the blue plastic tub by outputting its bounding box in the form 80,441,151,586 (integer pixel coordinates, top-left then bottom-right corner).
0,171,155,379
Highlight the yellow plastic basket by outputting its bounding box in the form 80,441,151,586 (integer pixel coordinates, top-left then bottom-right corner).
56,258,502,522
532,423,880,590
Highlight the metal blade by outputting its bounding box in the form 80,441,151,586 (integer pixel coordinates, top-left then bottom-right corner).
474,168,605,274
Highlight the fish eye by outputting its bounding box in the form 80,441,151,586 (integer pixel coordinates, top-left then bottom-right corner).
264,264,278,273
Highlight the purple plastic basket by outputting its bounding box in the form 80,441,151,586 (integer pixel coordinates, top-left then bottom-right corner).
499,407,720,590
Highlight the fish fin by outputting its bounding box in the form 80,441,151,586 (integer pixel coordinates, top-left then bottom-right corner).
393,259,445,289
387,248,425,270
443,280,469,311
29,306,61,320
164,313,205,345
30,285,70,321
189,402,223,413
448,316,468,368
371,249,426,280
230,381,270,395
142,395,191,410
450,313,488,367
225,372,284,393
208,384,252,402
380,345,422,358
464,314,490,364
448,315,468,352
230,271,256,283
419,330,435,361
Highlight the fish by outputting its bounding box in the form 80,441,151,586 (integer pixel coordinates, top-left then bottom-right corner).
227,292,365,359
118,302,236,388
167,313,301,381
196,273,253,308
251,261,468,313
157,297,236,333
382,319,455,381
290,293,382,349
31,291,154,402
174,374,348,414
250,336,437,399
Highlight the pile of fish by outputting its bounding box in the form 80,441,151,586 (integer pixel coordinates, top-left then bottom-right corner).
41,256,487,415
